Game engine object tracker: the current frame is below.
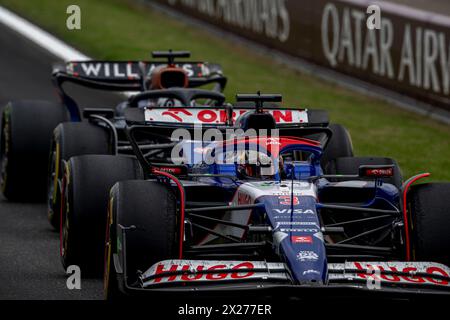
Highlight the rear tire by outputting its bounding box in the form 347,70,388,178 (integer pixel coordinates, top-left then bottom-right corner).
409,183,450,265
321,123,353,171
47,122,112,229
61,155,143,276
104,180,177,299
1,101,68,201
326,156,403,188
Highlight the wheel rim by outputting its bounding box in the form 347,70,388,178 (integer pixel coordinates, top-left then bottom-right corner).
62,205,70,260
104,197,114,298
47,141,60,222
60,162,71,265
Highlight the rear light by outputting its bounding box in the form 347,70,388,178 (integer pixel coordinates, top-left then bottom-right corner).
358,165,394,178
151,166,186,175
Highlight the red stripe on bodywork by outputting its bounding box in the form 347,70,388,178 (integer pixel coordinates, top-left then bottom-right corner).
153,170,186,259
402,173,430,261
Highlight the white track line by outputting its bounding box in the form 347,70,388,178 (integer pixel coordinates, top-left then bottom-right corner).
0,6,136,97
0,5,89,61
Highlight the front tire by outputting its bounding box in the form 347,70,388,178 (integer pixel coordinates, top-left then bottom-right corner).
104,180,177,299
61,155,143,276
409,183,450,265
47,122,112,229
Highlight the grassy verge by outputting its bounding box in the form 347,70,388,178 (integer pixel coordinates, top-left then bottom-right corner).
1,0,449,180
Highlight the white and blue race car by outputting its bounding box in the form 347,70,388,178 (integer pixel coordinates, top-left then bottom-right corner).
57,92,450,298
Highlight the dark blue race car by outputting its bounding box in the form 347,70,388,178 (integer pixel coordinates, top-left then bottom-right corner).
0,51,227,230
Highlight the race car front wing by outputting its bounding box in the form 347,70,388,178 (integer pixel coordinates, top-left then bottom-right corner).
135,259,450,295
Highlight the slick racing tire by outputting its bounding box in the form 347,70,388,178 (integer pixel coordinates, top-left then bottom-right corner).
409,183,450,265
1,101,68,201
47,122,112,230
321,123,353,171
326,156,403,189
104,180,177,299
61,155,143,276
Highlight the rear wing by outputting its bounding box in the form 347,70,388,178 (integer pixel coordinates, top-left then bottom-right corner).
52,60,227,121
53,60,225,88
123,89,329,127
124,106,329,127
57,60,222,80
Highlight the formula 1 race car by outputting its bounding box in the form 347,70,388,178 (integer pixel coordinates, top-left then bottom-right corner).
103,94,450,299
59,90,450,297
0,50,227,229
60,89,334,274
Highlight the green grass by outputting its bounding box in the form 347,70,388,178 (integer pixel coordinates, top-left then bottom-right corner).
1,0,449,180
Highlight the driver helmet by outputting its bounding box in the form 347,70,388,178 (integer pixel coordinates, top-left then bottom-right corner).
236,150,278,179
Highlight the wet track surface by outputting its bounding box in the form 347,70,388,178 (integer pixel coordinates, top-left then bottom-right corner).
0,23,121,299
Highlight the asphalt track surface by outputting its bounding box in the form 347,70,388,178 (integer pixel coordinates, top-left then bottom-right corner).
0,23,121,300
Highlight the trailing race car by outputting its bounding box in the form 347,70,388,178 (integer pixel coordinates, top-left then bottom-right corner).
60,90,450,297
0,50,227,229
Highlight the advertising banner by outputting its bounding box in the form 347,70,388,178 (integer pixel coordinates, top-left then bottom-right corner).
151,0,450,112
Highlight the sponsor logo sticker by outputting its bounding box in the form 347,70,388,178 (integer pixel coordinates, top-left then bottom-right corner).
280,228,319,233
291,235,313,244
296,251,319,262
303,269,321,276
145,108,308,124
273,209,315,214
